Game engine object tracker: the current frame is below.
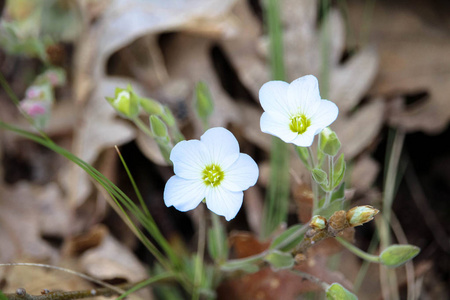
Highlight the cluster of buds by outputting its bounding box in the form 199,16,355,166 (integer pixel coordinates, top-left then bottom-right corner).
295,206,379,256
106,85,185,163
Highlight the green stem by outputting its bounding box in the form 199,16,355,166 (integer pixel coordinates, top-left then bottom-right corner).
133,117,155,138
116,272,174,300
336,237,380,264
308,147,319,214
261,0,291,238
324,154,333,207
192,206,207,300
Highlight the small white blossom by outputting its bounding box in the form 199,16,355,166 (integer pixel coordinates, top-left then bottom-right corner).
259,75,339,147
163,127,259,221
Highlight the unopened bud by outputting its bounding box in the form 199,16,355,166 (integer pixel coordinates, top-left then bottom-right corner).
161,106,176,127
20,100,47,117
319,127,341,157
346,205,379,227
140,97,164,116
106,86,140,119
328,210,347,236
194,81,214,124
310,215,327,230
41,68,66,87
150,115,169,139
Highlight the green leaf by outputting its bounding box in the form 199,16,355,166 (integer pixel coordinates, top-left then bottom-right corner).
326,283,358,300
295,146,310,169
0,290,7,300
207,214,228,262
264,250,294,270
270,224,305,252
379,244,420,268
312,168,328,185
332,153,346,189
331,183,345,202
221,258,260,273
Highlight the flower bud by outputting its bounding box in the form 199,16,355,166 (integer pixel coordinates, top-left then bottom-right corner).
310,215,327,230
20,99,51,129
106,86,140,119
140,97,164,116
150,115,169,139
346,205,379,227
379,244,420,268
328,210,347,235
319,127,341,157
161,106,176,127
326,283,357,300
41,68,66,87
194,81,214,124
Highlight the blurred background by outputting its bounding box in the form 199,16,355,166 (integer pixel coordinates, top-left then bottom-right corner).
0,0,449,299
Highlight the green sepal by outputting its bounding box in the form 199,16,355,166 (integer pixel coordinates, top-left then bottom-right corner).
332,153,346,189
326,283,358,300
312,168,328,185
264,250,294,271
379,244,420,268
140,97,164,116
269,224,305,252
319,127,341,157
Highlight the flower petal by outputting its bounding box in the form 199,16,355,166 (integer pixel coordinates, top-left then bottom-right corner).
259,81,291,116
290,130,316,147
222,154,259,192
287,75,321,116
170,140,209,180
163,176,206,211
260,112,297,143
205,186,243,221
310,100,339,132
200,127,239,169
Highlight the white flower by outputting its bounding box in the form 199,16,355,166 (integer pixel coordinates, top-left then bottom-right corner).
259,75,339,147
163,127,259,221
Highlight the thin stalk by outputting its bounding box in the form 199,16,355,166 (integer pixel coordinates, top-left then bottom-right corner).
320,0,331,99
115,272,174,300
353,231,379,292
133,117,155,138
192,206,207,300
308,147,319,214
290,270,329,290
379,129,405,300
0,263,125,295
261,0,291,238
114,146,151,219
324,154,333,207
336,237,380,263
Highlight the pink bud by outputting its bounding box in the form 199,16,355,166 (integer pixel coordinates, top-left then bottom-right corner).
20,100,47,117
26,86,43,99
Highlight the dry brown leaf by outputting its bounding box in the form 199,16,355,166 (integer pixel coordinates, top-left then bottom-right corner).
349,1,450,133
334,99,385,160
0,182,72,262
79,225,148,284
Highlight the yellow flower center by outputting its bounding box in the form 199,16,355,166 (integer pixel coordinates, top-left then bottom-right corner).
289,114,311,134
202,164,224,187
